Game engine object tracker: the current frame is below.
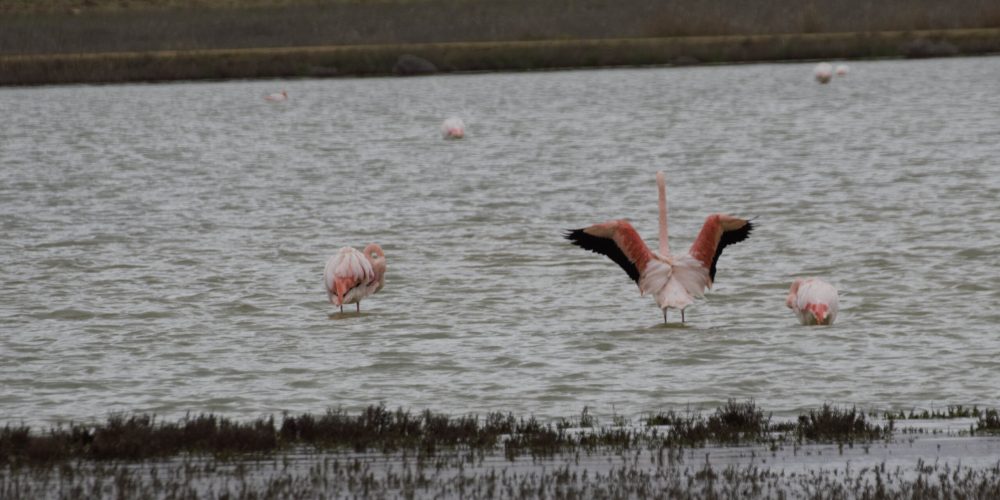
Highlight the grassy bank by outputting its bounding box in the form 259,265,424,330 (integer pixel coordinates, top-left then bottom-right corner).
2,28,999,86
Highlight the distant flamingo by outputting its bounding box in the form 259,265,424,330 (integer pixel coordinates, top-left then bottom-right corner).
264,90,288,102
814,63,833,84
835,64,849,76
786,278,839,325
324,244,386,313
441,117,465,139
566,171,753,323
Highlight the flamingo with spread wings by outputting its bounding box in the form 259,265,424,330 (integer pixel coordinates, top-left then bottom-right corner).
565,171,753,323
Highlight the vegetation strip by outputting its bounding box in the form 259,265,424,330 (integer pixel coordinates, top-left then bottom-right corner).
2,28,1000,86
3,400,998,466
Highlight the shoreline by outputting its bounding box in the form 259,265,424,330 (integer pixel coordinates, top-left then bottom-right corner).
3,402,999,498
2,28,999,86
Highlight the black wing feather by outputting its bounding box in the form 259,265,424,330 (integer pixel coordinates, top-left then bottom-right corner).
565,229,641,284
709,220,754,282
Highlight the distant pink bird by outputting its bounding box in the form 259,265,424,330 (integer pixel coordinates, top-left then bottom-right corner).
264,90,288,102
566,171,753,323
814,63,833,84
835,64,849,76
441,117,465,139
324,244,386,312
786,278,839,325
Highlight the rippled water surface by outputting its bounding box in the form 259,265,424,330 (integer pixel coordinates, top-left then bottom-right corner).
2,57,999,426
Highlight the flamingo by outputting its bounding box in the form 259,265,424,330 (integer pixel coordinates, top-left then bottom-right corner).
565,171,753,323
814,63,833,84
264,90,288,102
786,278,839,325
835,64,849,76
323,244,386,313
441,117,465,139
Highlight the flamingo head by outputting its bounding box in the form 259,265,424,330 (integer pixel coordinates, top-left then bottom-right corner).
363,243,386,274
805,303,829,325
786,279,803,309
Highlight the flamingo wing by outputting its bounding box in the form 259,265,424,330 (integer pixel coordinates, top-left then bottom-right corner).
324,248,374,304
687,214,754,283
565,220,652,284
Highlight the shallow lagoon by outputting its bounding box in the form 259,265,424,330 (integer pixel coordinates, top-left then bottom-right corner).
2,56,999,426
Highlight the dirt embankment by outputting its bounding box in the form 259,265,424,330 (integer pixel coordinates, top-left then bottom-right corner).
2,0,999,85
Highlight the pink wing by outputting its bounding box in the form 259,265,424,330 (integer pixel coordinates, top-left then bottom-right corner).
565,220,653,284
687,214,753,284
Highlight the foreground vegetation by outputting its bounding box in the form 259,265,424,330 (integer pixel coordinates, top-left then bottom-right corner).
4,400,999,467
2,401,999,498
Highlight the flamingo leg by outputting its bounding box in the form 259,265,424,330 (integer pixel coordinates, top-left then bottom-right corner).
356,303,360,313
663,309,667,324
681,310,685,323
339,305,343,313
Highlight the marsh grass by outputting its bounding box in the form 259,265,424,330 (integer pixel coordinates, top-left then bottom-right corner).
796,404,890,442
0,413,278,465
975,409,1000,434
0,401,978,468
647,399,888,446
3,447,1000,499
3,402,1000,498
886,405,984,420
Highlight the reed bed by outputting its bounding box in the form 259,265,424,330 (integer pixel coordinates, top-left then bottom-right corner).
0,400,918,467
3,401,999,498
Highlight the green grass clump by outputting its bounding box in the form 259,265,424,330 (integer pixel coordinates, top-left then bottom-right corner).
975,409,1000,434
887,405,983,420
0,413,277,466
797,404,890,443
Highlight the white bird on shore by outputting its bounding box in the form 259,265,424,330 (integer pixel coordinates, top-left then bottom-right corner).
441,117,465,139
324,244,386,313
786,278,839,325
814,63,833,84
565,171,754,323
264,90,288,102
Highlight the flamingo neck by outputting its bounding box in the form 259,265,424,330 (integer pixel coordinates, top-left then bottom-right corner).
657,171,669,256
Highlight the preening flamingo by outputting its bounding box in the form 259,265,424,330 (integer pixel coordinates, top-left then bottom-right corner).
324,244,386,312
786,278,839,325
566,171,753,323
264,90,288,102
441,117,465,139
814,63,833,84
835,64,849,76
